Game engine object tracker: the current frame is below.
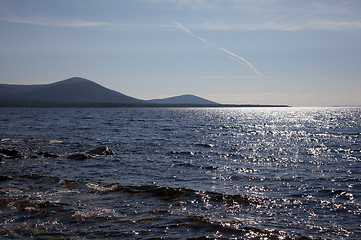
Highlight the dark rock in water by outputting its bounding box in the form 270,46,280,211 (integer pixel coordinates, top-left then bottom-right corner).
66,146,115,160
0,148,23,159
67,152,89,160
44,152,60,158
59,179,78,187
37,151,60,158
0,176,12,181
86,146,115,156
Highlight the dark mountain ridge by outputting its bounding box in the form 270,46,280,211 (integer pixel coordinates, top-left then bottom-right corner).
147,94,219,105
0,77,221,107
21,77,143,104
0,77,290,107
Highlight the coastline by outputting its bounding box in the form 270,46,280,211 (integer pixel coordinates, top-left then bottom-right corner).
0,102,290,108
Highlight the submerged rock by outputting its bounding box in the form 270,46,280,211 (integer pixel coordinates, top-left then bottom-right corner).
86,146,115,156
0,148,23,159
67,152,89,160
37,151,60,158
59,179,78,187
66,146,115,160
0,175,12,181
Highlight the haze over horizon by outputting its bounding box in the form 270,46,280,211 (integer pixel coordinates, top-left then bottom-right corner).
1,0,360,107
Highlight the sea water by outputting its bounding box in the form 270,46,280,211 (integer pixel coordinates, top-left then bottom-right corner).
0,107,360,239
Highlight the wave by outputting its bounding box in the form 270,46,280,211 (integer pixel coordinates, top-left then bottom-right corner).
72,207,119,220
1,138,63,144
85,182,259,205
194,143,215,148
2,172,359,239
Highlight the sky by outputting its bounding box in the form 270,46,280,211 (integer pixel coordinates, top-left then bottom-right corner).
0,0,361,106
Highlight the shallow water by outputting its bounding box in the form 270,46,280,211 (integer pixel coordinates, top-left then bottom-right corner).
0,107,360,239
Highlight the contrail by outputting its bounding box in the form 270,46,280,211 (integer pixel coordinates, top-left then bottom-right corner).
173,21,264,77
173,21,216,48
220,48,263,76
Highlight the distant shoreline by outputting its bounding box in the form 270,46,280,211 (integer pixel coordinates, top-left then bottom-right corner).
0,102,290,108
0,77,290,108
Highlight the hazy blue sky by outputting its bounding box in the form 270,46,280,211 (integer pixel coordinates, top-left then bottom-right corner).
1,0,361,106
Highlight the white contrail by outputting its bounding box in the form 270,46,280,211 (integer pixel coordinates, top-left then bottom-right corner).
220,48,264,77
173,21,264,77
173,21,216,47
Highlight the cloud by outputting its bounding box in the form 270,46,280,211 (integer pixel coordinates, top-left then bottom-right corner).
194,20,361,32
173,21,264,76
146,0,361,31
305,20,361,31
0,16,111,27
144,0,356,15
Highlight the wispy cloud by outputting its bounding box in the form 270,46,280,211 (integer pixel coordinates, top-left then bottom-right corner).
194,20,361,32
305,20,361,31
0,16,111,27
146,0,361,32
144,0,356,15
173,21,264,76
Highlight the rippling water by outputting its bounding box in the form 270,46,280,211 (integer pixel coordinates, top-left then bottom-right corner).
0,107,360,239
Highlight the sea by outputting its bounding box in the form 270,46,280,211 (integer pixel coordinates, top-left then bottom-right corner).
0,107,360,239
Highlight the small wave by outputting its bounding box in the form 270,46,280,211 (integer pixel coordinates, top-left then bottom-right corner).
320,188,356,201
7,197,67,214
26,138,64,144
182,215,290,239
1,138,22,143
86,182,124,192
85,182,260,206
173,161,200,169
72,208,119,220
194,143,215,148
1,138,63,144
110,217,159,225
168,151,202,156
48,140,63,144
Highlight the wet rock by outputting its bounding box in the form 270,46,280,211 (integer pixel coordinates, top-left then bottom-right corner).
86,146,115,156
0,176,12,181
67,152,89,160
66,146,115,160
59,179,78,187
0,148,23,159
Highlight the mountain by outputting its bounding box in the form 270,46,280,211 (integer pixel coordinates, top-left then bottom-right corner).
0,77,288,107
148,94,220,105
0,77,144,106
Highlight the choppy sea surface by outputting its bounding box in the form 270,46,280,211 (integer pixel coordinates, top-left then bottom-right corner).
0,107,360,239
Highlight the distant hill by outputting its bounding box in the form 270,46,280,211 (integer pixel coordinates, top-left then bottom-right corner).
148,94,220,105
0,77,289,107
0,77,144,107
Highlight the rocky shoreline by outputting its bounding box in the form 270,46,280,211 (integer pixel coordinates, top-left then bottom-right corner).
1,145,115,161
1,138,116,181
